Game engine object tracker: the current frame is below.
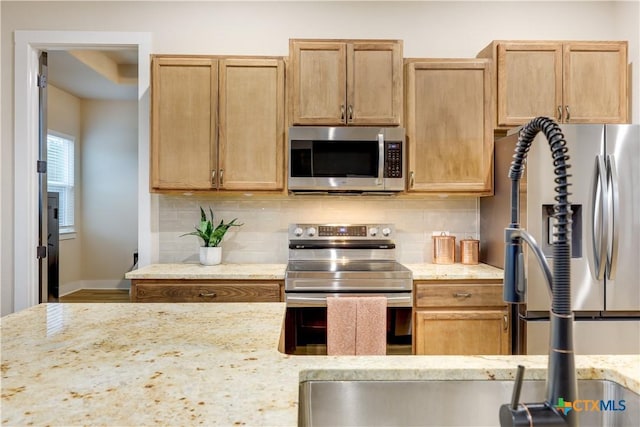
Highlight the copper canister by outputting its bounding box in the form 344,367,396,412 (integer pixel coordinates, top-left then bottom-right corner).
433,233,456,264
460,239,480,265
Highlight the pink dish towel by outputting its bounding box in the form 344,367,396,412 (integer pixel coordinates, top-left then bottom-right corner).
326,296,357,355
355,296,387,355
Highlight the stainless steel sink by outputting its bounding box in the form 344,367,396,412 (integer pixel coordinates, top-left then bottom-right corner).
299,379,639,427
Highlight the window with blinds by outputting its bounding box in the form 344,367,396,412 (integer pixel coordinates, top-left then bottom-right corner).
47,132,75,233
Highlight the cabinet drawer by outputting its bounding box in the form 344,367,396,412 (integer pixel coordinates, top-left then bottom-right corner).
415,282,504,308
132,280,281,303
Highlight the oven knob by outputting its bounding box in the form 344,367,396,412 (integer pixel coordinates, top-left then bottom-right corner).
382,227,391,237
369,227,379,237
294,227,304,237
306,227,317,237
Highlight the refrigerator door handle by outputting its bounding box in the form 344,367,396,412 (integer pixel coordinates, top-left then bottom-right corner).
589,155,608,280
606,155,619,280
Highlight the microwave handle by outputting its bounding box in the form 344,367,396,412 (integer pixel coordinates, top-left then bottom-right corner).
377,133,384,186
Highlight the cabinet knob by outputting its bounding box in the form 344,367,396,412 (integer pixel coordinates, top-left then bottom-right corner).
199,291,217,298
565,105,571,121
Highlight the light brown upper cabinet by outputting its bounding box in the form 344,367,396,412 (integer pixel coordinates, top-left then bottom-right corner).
151,57,218,190
478,41,628,127
405,59,493,195
289,39,403,126
151,56,285,192
218,58,285,191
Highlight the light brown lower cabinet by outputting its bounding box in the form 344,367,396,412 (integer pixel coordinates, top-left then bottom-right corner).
130,279,283,303
413,280,510,355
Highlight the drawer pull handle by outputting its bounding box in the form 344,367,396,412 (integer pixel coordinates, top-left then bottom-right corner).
199,292,217,298
503,314,509,331
453,292,471,298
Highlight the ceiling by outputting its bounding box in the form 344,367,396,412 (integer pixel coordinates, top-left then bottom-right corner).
47,49,138,101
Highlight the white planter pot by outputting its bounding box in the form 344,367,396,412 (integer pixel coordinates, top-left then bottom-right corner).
199,246,222,266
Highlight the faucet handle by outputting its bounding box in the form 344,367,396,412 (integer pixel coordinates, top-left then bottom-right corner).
510,365,525,410
500,364,569,426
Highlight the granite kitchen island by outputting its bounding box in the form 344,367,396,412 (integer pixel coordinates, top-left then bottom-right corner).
1,303,638,426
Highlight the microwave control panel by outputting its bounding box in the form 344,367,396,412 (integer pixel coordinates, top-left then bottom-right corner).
385,142,403,178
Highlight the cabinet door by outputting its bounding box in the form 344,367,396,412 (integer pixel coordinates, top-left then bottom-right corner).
496,43,562,126
290,41,346,125
406,60,493,194
563,42,628,124
218,58,285,190
415,309,510,355
151,57,217,190
348,41,402,125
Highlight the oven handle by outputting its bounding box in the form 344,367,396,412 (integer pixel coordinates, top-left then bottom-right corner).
286,292,413,308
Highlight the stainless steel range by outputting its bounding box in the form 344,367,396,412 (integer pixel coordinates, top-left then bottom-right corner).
284,223,413,354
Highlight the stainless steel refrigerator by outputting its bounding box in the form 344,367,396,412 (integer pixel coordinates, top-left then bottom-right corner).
481,124,640,355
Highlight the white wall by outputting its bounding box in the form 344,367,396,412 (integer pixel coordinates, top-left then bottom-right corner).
0,1,3,313
81,99,138,288
47,85,83,290
2,1,639,315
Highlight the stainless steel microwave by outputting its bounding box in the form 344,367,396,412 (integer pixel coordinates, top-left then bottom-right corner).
288,127,406,193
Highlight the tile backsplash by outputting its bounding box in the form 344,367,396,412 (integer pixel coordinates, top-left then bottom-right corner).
158,195,479,264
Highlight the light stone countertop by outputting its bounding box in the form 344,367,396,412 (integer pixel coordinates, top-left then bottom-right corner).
125,263,288,280
405,262,504,280
125,262,504,281
1,303,638,426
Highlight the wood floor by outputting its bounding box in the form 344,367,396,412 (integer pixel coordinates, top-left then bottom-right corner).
59,289,130,303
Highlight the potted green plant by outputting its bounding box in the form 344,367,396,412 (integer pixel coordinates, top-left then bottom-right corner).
181,207,243,265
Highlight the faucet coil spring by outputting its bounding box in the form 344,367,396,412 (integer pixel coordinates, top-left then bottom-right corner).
509,117,572,315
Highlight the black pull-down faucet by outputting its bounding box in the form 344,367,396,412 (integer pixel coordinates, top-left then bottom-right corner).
499,117,578,427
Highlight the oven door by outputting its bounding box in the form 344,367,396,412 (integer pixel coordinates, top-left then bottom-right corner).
284,293,413,355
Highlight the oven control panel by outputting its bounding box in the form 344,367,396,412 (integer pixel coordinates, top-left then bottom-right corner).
289,224,394,239
319,225,366,237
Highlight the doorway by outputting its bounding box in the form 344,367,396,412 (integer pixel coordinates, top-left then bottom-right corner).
13,31,152,312
45,48,139,301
